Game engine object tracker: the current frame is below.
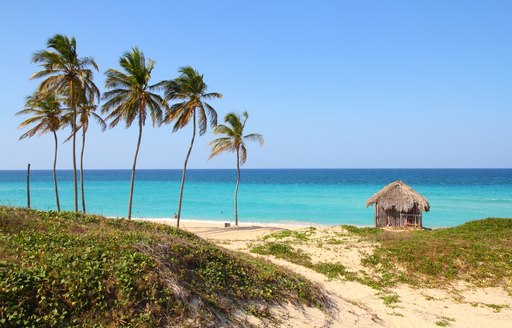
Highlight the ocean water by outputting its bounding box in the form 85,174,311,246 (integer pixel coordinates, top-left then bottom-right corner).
0,169,511,227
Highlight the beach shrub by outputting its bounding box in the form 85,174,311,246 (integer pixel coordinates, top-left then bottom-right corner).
354,218,512,287
313,263,352,279
341,225,382,237
262,227,317,241
0,206,329,327
251,242,312,267
251,242,360,282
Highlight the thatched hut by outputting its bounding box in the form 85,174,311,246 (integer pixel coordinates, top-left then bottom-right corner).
366,180,430,228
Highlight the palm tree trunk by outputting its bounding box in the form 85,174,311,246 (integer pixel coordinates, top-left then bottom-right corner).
70,80,78,213
234,148,241,226
176,112,196,228
53,131,61,212
128,116,143,220
80,128,86,213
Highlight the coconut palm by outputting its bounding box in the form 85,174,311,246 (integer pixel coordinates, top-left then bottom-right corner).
102,48,166,219
209,111,263,225
16,93,63,211
31,34,100,213
63,96,106,213
159,66,222,227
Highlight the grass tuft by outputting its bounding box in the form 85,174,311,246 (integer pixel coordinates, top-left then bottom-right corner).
262,227,316,241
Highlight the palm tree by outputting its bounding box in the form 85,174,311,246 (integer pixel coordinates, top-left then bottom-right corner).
159,66,222,228
31,34,100,213
63,96,106,213
209,112,263,225
102,48,166,219
16,93,63,211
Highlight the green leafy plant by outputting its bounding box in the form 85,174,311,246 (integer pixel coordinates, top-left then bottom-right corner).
0,207,330,327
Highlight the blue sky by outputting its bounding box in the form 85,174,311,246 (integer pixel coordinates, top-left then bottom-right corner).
0,0,511,169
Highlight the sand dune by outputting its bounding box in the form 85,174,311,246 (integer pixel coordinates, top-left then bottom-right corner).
138,218,512,327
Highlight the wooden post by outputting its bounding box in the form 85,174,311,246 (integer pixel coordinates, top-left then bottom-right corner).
374,205,377,227
27,163,31,209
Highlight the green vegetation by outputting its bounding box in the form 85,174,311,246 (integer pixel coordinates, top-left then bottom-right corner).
251,242,312,267
340,225,382,236
350,218,512,287
209,111,264,226
262,227,317,241
314,263,352,279
379,293,400,306
435,316,455,326
324,238,345,245
0,207,329,327
253,219,512,305
479,303,509,313
251,241,355,281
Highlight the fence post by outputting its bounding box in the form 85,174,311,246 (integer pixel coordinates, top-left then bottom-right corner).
27,163,31,209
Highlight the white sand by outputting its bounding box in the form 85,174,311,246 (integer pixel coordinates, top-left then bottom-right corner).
136,218,512,327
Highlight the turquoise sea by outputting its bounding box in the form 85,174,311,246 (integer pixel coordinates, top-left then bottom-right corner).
0,169,511,227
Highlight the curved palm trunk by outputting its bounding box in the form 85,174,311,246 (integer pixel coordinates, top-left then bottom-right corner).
53,131,61,212
70,80,78,213
80,128,86,213
176,112,196,228
234,148,241,226
128,117,143,219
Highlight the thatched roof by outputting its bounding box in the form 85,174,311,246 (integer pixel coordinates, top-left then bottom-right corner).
366,180,430,212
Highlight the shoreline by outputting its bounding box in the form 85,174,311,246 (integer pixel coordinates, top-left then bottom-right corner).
133,217,329,229
130,217,445,229
81,214,464,230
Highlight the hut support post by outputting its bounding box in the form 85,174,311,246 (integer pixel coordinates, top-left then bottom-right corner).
374,206,377,226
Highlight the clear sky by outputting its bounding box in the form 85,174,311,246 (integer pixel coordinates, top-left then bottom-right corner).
0,0,511,169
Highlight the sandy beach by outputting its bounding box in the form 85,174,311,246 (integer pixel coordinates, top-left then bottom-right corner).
137,218,512,328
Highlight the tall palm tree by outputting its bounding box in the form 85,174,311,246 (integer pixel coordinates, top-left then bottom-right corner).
102,48,166,219
31,34,100,213
209,112,263,225
63,97,106,213
16,93,63,212
159,66,222,228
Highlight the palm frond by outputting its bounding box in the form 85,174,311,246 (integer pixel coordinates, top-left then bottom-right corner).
213,124,236,137
243,133,264,146
16,92,63,139
197,103,208,136
102,48,164,129
208,111,263,166
204,102,218,128
240,145,248,165
202,92,223,100
160,66,220,136
209,139,236,159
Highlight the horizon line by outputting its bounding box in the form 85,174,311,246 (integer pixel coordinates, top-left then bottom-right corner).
1,167,511,171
